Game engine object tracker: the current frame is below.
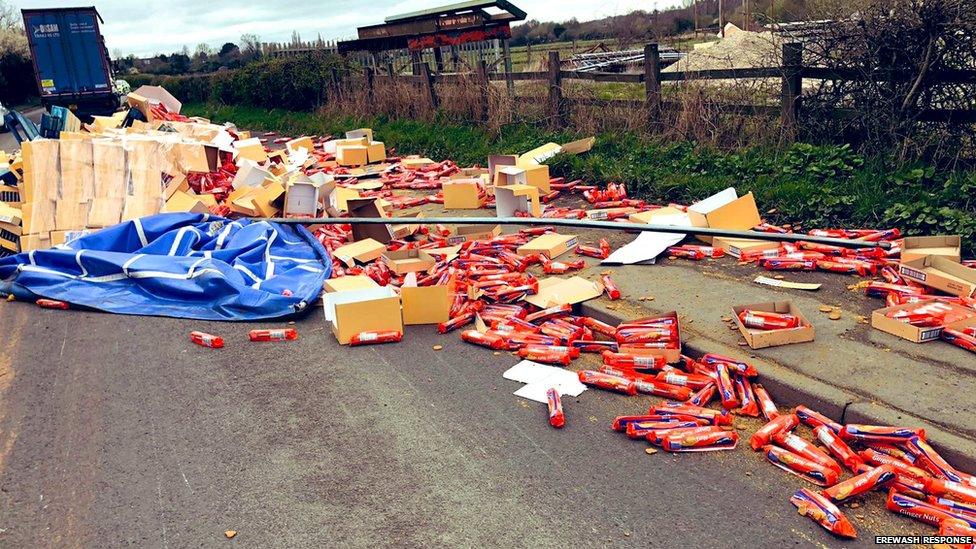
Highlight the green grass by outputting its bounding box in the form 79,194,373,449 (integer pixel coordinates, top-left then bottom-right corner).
185,102,975,255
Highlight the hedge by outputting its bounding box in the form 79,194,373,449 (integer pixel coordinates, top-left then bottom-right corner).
125,53,343,111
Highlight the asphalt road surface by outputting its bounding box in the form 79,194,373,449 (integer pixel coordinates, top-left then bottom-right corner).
0,301,928,548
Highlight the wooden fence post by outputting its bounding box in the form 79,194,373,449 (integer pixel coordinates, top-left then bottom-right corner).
644,43,662,127
386,62,395,78
365,67,375,102
421,62,438,111
780,42,803,137
547,51,563,128
502,38,515,97
411,51,422,76
476,60,490,123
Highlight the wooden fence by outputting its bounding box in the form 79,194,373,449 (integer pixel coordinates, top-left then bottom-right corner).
334,43,976,132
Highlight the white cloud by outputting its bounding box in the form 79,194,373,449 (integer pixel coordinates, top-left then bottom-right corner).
13,0,681,56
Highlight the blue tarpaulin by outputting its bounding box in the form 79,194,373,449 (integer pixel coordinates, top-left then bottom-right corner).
0,213,331,321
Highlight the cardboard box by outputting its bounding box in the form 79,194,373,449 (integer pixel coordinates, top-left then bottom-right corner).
332,186,362,212
523,165,551,193
346,198,394,243
495,184,541,217
233,162,275,189
871,299,976,343
517,137,595,166
286,136,314,154
164,191,211,214
50,228,92,247
899,255,976,298
333,238,386,268
732,301,816,349
446,224,501,245
389,210,424,240
902,236,961,263
518,233,579,259
19,233,51,252
336,145,368,167
323,287,403,345
233,137,269,163
617,311,682,364
366,141,386,163
381,248,436,275
488,155,517,182
324,275,379,293
687,188,762,244
335,137,368,148
283,176,325,218
0,202,22,226
713,236,781,259
443,179,484,210
494,166,527,187
400,272,451,325
401,157,434,170
345,128,374,142
252,181,285,218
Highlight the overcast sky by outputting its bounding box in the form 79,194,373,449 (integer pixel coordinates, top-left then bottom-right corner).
13,0,679,56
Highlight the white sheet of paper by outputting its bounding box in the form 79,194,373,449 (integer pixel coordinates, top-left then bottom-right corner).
514,379,587,403
688,187,738,214
602,212,691,265
503,360,587,403
503,360,564,384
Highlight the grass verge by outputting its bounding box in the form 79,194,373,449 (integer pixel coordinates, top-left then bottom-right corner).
184,102,975,255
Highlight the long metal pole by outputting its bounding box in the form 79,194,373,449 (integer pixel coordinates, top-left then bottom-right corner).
267,216,890,250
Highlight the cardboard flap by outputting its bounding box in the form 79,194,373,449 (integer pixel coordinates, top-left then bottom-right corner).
323,287,398,322
524,276,603,308
333,238,386,268
559,137,595,155
488,155,518,180
347,198,393,243
324,275,380,293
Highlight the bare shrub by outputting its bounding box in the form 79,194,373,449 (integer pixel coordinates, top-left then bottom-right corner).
802,0,976,163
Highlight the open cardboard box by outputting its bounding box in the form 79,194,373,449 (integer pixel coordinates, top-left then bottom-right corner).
400,272,451,325
488,155,517,184
902,236,962,263
945,314,976,336
443,179,484,209
381,248,436,275
517,233,579,260
347,198,394,243
871,299,976,343
323,287,403,345
617,311,682,364
899,255,976,298
687,188,761,244
732,301,816,349
495,184,541,217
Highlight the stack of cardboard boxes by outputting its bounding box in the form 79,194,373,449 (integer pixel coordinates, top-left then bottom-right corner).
0,152,24,256
873,236,976,343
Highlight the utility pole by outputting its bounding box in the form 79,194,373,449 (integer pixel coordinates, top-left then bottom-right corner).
719,0,725,37
693,0,699,37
